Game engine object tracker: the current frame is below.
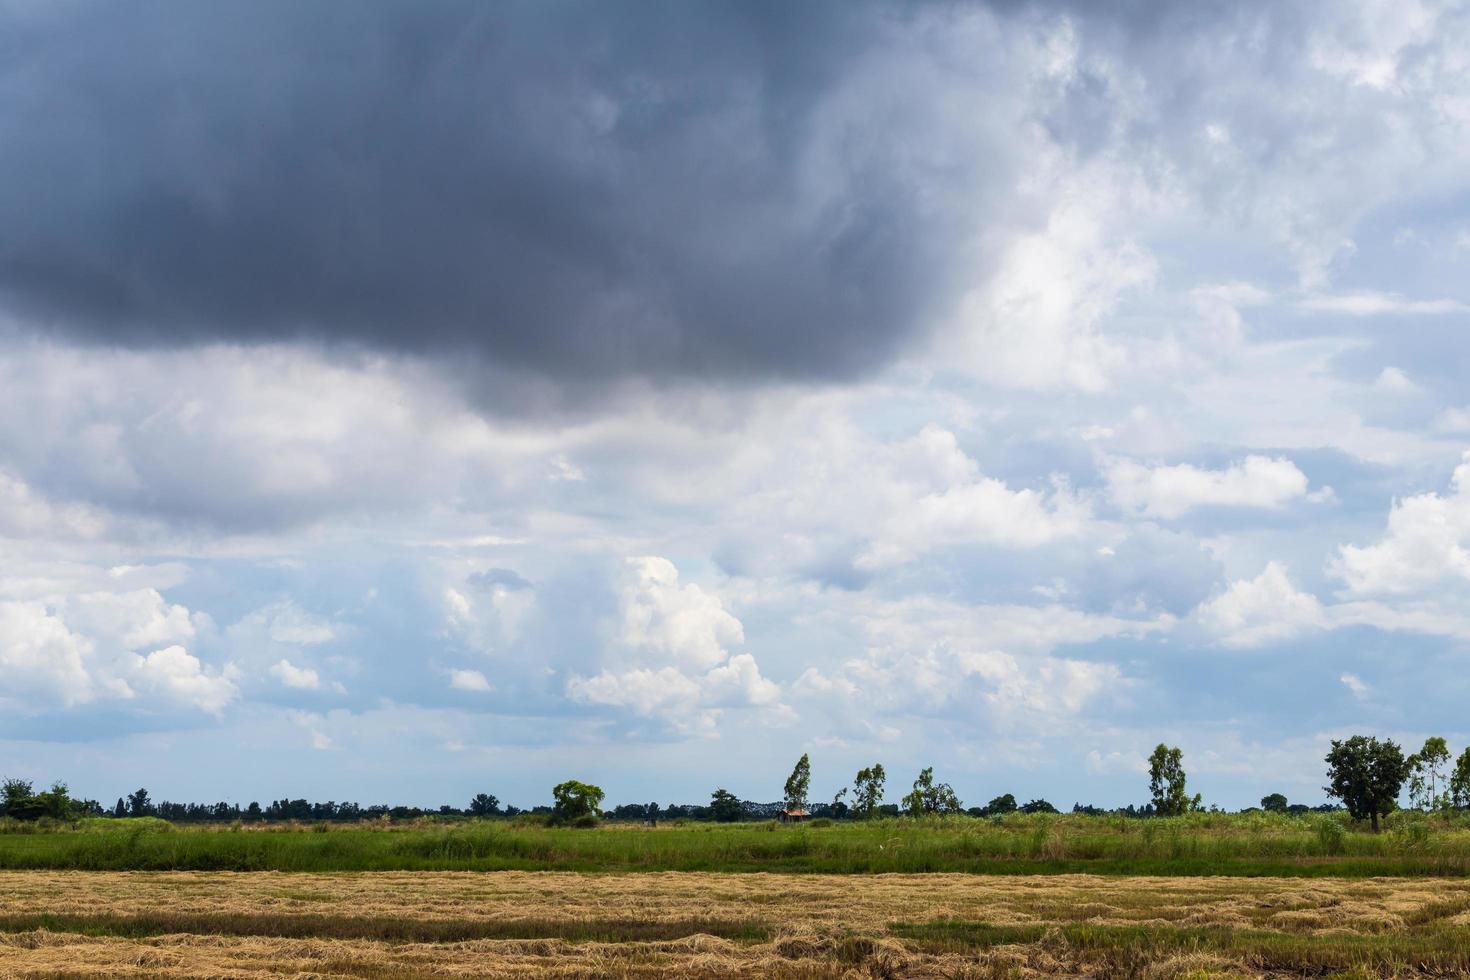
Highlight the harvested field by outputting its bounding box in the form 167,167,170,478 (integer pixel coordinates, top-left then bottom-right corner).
3,871,1470,977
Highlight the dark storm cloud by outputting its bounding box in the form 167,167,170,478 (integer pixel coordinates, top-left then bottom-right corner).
0,0,1005,385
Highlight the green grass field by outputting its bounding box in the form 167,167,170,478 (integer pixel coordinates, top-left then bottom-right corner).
4,811,1470,875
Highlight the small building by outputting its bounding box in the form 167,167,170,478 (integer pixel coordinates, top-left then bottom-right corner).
780,808,810,823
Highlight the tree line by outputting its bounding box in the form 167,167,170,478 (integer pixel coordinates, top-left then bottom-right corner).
4,733,1464,828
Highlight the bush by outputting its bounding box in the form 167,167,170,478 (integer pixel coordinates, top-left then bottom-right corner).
808,817,833,828
1315,817,1346,855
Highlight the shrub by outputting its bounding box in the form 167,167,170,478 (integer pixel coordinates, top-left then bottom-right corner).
1315,817,1346,855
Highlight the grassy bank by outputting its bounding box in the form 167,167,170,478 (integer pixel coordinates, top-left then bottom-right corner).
893,921,1470,976
4,811,1470,875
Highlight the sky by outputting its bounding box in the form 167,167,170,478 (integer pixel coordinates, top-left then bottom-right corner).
3,0,1470,811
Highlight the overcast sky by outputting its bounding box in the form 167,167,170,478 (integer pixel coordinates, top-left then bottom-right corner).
3,0,1470,810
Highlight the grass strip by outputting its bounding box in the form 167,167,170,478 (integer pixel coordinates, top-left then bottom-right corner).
6,817,1470,876
0,912,771,944
891,920,1470,974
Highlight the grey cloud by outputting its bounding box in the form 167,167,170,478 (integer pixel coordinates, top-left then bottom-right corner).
467,567,532,592
0,0,1013,389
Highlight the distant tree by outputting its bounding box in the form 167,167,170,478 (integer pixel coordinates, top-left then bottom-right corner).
1452,748,1470,810
0,780,75,822
784,754,811,812
551,780,604,826
986,793,1018,815
1,778,33,818
709,788,743,822
1407,737,1451,810
1286,804,1311,816
469,793,501,816
1147,745,1201,816
830,787,849,820
902,767,962,816
1019,798,1058,814
127,788,153,818
1324,735,1410,832
647,802,660,825
852,764,886,819
111,798,125,818
1072,803,1105,816
1260,793,1289,813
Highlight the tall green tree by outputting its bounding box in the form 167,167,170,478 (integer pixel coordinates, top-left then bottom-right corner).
0,778,32,818
127,788,153,818
1451,748,1470,810
468,793,501,816
986,793,1018,815
708,788,743,822
1147,744,1201,816
1324,735,1410,832
902,766,962,815
1260,793,1289,813
830,787,849,819
1407,737,1451,810
550,780,605,826
852,764,886,819
783,753,811,812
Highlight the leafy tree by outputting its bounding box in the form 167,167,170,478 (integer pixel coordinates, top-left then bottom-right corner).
113,797,126,818
852,764,886,818
986,793,1018,815
783,753,811,812
1147,744,1201,816
902,767,962,815
469,793,501,816
1,778,33,818
709,788,743,822
1020,798,1058,814
830,787,849,820
1407,737,1451,810
550,780,604,826
1,780,75,822
1451,748,1470,810
1261,793,1289,813
127,788,153,818
1324,735,1410,832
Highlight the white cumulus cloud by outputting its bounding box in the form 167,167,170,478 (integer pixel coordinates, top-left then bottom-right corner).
1108,455,1312,519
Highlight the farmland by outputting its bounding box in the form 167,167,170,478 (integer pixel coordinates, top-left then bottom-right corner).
5,816,1470,976
5,868,1470,977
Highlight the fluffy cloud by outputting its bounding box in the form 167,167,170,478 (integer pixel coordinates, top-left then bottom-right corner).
0,601,95,706
791,596,1167,737
269,659,321,691
567,557,783,733
0,562,238,716
135,646,238,715
857,428,1090,568
1194,563,1327,648
448,669,493,693
616,557,745,671
1108,456,1313,519
1333,453,1470,594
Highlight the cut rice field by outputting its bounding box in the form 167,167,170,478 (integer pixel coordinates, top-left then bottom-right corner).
4,871,1470,977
